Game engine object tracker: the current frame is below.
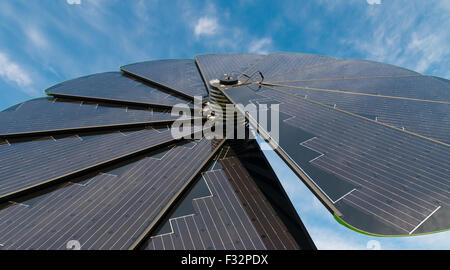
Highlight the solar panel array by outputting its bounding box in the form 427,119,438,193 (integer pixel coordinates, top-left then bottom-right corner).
216,54,450,235
0,61,214,249
0,97,187,136
0,52,447,249
267,85,450,144
268,75,450,101
147,168,268,250
0,139,220,249
45,72,193,108
245,52,338,79
121,59,209,99
266,58,419,81
0,127,177,199
145,142,309,250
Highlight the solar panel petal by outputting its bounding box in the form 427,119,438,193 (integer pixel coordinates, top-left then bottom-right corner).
0,97,192,137
244,52,338,79
144,140,314,250
121,59,208,99
0,126,200,202
267,75,450,102
267,85,450,144
222,83,449,236
0,138,222,250
264,58,419,81
45,72,193,108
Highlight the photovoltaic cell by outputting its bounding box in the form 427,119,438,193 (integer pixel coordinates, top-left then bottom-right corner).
264,58,418,81
269,85,450,144
0,97,187,136
0,126,198,200
223,85,450,235
432,76,450,85
121,59,208,99
145,141,311,250
245,52,338,79
268,75,450,102
45,72,192,108
219,157,300,250
147,169,267,250
223,142,315,249
0,138,220,249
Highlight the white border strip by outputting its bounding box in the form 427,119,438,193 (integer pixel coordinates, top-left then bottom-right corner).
333,188,357,204
409,206,441,235
151,175,214,238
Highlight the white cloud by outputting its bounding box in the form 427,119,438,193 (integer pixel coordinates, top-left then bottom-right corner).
342,2,449,78
367,0,381,5
67,0,81,4
0,52,37,96
194,17,218,37
248,38,272,54
0,53,32,87
25,28,48,49
407,32,448,73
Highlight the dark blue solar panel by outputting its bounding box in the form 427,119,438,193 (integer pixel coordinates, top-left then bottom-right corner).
269,75,450,102
246,52,338,79
265,58,419,81
45,72,192,108
0,126,191,200
2,102,26,112
0,138,221,250
223,84,450,236
0,97,185,136
121,59,208,99
269,85,450,144
145,140,313,250
147,168,268,250
432,76,450,85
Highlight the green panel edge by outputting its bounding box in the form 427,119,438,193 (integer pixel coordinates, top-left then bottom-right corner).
334,214,449,237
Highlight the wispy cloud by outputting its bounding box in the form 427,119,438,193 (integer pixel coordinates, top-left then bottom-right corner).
0,52,37,95
248,38,272,54
67,0,81,5
342,1,449,78
0,52,31,86
407,32,448,73
366,0,381,5
25,27,49,49
194,17,219,37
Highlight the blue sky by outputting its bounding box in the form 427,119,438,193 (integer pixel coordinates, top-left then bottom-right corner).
0,0,449,249
1,0,450,110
